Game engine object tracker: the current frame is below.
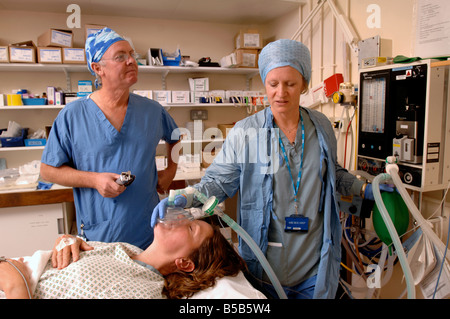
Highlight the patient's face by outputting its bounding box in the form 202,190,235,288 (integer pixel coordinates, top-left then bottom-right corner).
154,219,213,257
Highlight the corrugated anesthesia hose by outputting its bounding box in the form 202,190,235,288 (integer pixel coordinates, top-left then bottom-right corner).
372,172,416,299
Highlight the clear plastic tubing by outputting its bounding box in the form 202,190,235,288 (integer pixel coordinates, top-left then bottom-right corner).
372,172,416,299
192,188,288,299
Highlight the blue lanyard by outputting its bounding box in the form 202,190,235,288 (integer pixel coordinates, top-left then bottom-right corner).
276,113,305,214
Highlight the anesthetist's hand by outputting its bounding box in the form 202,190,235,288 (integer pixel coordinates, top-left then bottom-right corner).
150,195,187,227
51,235,94,270
94,172,126,198
364,183,394,201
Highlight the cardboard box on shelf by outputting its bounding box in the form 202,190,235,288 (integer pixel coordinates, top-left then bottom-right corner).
38,29,73,48
235,30,262,49
189,77,209,92
62,48,86,64
0,46,9,63
9,41,36,63
37,47,62,64
153,90,171,104
171,91,190,104
234,49,259,68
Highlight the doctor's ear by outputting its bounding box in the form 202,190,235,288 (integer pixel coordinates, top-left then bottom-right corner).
91,62,105,76
174,258,195,273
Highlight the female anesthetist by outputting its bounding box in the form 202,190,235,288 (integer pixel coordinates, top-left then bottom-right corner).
152,39,383,299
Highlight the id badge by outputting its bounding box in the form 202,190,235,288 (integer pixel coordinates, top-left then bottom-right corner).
285,214,309,232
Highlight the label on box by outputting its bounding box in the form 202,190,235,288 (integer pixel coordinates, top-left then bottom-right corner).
39,49,61,63
10,47,34,62
78,80,92,92
241,53,257,67
63,48,85,62
243,33,260,47
0,47,8,62
51,30,72,47
236,33,260,49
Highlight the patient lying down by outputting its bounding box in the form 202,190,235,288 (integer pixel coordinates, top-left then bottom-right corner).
0,219,262,299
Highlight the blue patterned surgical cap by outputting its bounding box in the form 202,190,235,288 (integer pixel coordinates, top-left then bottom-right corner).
258,39,311,85
85,27,126,75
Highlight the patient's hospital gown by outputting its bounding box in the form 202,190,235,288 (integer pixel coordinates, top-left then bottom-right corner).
33,242,165,299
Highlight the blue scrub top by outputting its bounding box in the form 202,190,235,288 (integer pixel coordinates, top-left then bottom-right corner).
41,93,179,249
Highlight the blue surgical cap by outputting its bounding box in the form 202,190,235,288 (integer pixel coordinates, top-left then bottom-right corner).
258,39,311,85
85,27,126,75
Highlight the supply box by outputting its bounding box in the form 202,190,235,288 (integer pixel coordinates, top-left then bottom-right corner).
234,49,259,68
0,128,28,147
9,41,36,63
37,47,62,64
162,49,181,66
38,29,73,48
171,91,190,104
0,46,9,63
189,78,209,92
235,30,262,49
62,48,85,64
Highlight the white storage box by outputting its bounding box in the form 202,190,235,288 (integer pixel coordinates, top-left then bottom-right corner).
171,91,190,103
153,90,171,103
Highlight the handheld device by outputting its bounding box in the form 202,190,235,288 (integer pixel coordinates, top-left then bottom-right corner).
116,171,135,186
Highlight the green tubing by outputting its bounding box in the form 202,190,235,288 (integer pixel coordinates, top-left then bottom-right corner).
373,173,416,299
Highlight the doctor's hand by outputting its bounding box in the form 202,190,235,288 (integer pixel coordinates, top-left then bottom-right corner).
364,183,394,201
150,195,187,228
51,235,94,270
94,172,126,198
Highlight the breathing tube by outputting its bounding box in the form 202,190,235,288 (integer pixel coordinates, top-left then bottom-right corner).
372,157,415,299
164,187,288,299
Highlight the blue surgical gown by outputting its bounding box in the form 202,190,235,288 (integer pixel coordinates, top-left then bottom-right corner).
41,93,179,249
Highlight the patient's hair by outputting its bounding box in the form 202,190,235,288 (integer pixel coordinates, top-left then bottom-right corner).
163,226,247,299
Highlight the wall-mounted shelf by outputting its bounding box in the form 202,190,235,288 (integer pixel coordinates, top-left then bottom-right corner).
0,105,64,110
0,63,259,90
0,63,259,75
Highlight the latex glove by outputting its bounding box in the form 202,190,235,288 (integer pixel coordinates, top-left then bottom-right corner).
364,183,394,201
151,195,187,227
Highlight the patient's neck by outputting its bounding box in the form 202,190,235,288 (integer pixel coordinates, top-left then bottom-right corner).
131,244,176,276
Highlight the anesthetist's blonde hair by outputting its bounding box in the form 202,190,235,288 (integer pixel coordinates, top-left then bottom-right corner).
163,225,248,299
